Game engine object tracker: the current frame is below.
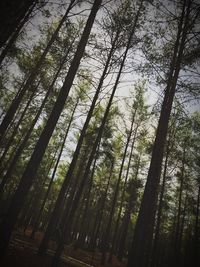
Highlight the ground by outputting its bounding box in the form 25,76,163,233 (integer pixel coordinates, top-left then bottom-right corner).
1,228,127,267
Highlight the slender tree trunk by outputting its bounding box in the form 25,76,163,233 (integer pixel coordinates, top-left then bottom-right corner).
0,32,75,167
76,148,98,248
0,76,28,142
38,22,118,255
17,192,35,229
0,78,32,150
57,147,90,225
117,210,130,261
0,43,73,195
178,193,187,263
0,0,76,141
23,177,48,233
89,160,114,251
127,1,191,266
58,142,100,246
150,123,177,267
51,146,90,243
108,125,139,263
51,7,141,263
0,0,101,258
151,142,170,267
41,200,55,231
0,0,37,48
0,80,40,169
0,1,37,65
101,111,136,265
117,154,141,261
173,148,186,267
30,101,78,239
18,151,57,229
193,185,200,266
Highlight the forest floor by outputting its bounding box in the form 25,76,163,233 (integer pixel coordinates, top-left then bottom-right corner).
1,228,127,267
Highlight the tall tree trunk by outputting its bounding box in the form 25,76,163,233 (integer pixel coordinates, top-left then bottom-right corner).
178,193,187,264
193,185,200,266
0,0,37,48
56,147,89,228
0,43,73,195
0,0,76,141
23,176,48,233
18,150,58,230
0,0,101,258
150,141,170,267
30,100,77,239
56,142,100,247
127,1,191,266
17,191,35,229
0,1,37,65
0,80,40,170
101,111,136,265
89,160,114,251
76,148,99,248
38,22,119,255
51,5,142,263
117,210,130,261
0,77,28,140
150,120,177,267
108,125,139,263
173,148,186,267
117,154,141,261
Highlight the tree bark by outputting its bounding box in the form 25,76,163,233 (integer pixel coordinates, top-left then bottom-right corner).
0,1,37,65
0,80,40,170
89,159,114,251
38,21,118,255
30,100,77,239
101,111,136,265
193,185,200,266
108,124,139,263
0,0,101,258
0,0,76,141
127,1,191,266
150,140,170,267
0,42,74,195
76,147,99,248
0,0,37,48
173,148,186,267
51,5,141,263
18,149,57,229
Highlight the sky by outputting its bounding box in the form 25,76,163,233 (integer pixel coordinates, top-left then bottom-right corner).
3,0,200,146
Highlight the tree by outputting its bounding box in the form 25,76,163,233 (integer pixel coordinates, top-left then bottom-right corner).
127,1,199,266
0,0,77,141
38,0,135,254
0,0,102,258
0,0,38,49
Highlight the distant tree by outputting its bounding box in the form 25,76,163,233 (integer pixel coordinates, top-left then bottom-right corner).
127,1,200,266
0,0,102,258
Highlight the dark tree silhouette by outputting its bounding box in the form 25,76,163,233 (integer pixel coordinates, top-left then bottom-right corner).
0,0,102,258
